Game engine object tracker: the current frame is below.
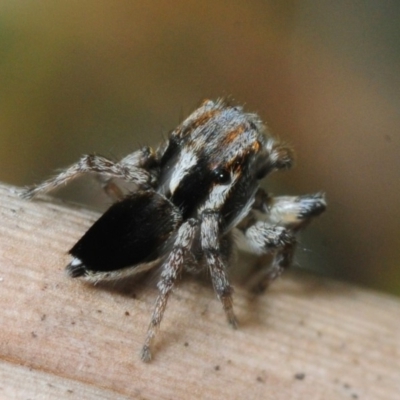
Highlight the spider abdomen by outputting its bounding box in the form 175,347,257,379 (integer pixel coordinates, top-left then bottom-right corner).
68,191,181,276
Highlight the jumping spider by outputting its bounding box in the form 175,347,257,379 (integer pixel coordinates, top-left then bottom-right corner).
21,99,326,362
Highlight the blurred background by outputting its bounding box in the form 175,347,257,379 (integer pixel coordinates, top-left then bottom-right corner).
0,1,399,294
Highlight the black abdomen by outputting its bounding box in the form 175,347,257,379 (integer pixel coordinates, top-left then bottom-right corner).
69,191,181,274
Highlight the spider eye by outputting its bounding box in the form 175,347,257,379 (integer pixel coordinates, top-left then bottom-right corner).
212,168,231,184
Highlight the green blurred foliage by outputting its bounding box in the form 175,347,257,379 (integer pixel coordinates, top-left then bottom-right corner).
0,1,399,294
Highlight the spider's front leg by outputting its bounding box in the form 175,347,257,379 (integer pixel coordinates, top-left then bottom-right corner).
253,189,327,232
141,219,198,362
20,146,156,199
201,210,237,328
241,222,296,293
238,189,326,293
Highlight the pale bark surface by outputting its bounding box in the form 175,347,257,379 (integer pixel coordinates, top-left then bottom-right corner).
0,183,399,399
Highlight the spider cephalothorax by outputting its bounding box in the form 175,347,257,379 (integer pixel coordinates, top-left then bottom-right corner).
22,99,326,361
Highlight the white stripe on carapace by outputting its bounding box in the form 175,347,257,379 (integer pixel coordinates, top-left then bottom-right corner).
200,172,239,211
169,149,198,195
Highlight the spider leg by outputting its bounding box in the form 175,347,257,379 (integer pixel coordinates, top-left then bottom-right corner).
252,189,326,230
201,210,237,328
240,222,296,293
96,147,159,201
20,146,156,199
237,190,326,292
95,175,125,201
141,219,198,362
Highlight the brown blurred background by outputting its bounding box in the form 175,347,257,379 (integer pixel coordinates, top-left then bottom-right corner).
0,1,399,294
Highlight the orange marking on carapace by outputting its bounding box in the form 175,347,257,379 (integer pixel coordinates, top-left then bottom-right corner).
176,109,221,138
192,110,220,129
252,140,261,153
223,125,245,144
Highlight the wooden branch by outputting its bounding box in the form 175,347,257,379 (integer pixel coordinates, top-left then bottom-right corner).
0,183,399,400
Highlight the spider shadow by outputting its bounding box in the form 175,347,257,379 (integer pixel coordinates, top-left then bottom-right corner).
77,252,350,338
